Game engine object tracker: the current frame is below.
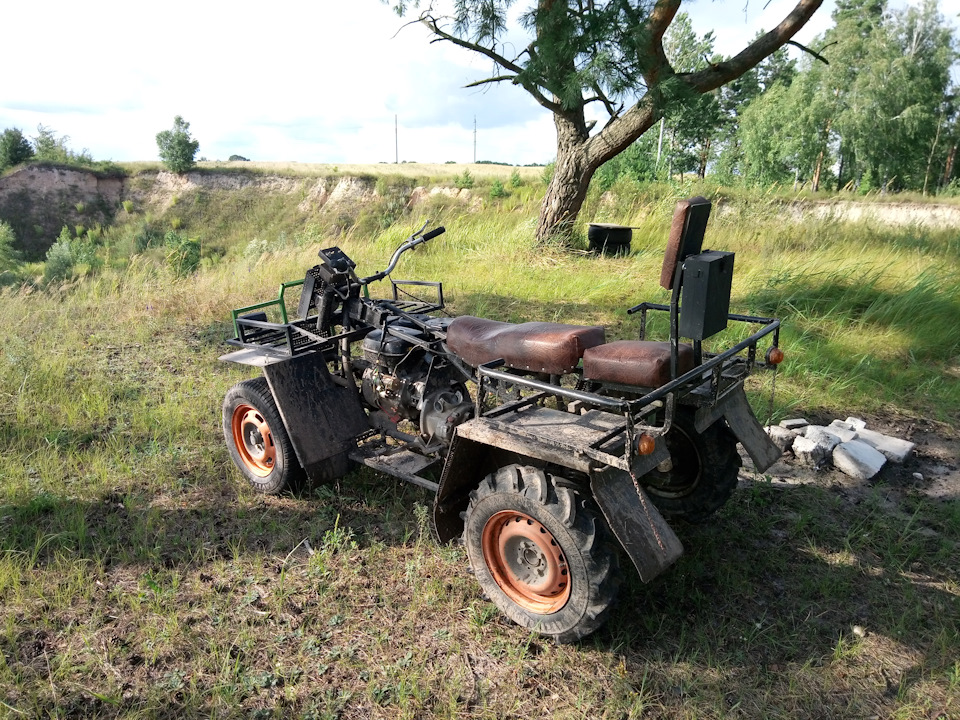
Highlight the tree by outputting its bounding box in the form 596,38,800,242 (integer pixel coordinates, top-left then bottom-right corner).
388,0,823,240
156,116,200,174
0,128,34,171
32,125,93,165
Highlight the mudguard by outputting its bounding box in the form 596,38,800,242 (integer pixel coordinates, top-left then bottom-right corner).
695,384,781,472
262,352,369,484
590,443,684,583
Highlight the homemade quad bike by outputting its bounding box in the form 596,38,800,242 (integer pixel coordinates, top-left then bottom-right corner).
219,196,785,642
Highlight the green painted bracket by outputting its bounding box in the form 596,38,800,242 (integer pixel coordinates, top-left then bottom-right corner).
231,279,305,337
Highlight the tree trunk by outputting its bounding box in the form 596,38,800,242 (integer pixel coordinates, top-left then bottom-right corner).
535,113,593,242
812,151,823,192
941,144,956,189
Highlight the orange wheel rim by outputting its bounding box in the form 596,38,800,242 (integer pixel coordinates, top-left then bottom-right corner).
231,404,277,477
480,510,571,614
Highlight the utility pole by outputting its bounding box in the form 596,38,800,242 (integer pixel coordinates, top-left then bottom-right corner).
473,115,477,164
395,115,399,164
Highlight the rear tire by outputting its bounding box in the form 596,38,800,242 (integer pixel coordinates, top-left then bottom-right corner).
642,408,741,522
463,465,619,643
223,378,304,494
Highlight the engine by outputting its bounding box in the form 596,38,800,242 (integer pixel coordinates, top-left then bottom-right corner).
359,324,472,445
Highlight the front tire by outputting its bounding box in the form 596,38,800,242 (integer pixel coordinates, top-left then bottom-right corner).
642,408,741,522
463,465,619,643
222,378,303,494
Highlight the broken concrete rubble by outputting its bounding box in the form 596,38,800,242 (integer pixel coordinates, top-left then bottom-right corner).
765,425,798,452
833,440,887,481
855,428,916,464
767,415,914,481
793,435,830,467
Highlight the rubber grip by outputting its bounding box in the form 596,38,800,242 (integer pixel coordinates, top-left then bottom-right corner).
422,226,446,241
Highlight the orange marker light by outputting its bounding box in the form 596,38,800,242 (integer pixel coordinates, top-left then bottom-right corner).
766,347,785,365
637,434,657,455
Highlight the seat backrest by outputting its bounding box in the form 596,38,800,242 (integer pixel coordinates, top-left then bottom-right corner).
659,196,712,290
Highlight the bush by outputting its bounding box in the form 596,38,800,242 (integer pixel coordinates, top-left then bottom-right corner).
455,169,475,189
490,179,507,198
0,221,20,270
44,227,75,282
509,169,522,188
228,154,249,162
156,116,200,174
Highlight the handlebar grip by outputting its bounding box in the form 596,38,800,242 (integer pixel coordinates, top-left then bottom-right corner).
421,226,446,242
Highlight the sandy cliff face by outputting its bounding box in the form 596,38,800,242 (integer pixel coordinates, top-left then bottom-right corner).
0,166,124,260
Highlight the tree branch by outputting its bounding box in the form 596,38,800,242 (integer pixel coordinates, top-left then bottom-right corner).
420,13,562,112
464,75,518,89
685,0,824,93
642,0,681,85
785,40,829,65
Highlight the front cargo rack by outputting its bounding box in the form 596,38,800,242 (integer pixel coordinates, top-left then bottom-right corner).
227,278,444,358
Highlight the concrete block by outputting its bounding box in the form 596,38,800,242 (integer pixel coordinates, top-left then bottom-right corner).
833,440,886,481
825,421,859,443
766,425,798,452
856,428,916,463
804,425,842,452
793,435,829,467
780,418,809,431
845,417,867,431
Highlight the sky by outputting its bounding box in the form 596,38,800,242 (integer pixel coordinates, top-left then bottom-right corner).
1,0,956,166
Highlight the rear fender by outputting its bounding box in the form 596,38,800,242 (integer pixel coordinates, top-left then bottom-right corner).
590,442,684,583
695,384,781,472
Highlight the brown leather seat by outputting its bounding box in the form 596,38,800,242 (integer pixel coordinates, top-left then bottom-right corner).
447,316,605,374
583,340,695,388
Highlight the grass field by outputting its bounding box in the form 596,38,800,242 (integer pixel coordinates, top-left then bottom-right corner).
0,177,957,718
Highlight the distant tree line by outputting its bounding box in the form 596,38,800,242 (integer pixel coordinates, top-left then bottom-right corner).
596,0,959,195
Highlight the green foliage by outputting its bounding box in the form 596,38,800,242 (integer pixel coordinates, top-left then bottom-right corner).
489,179,507,198
732,0,957,193
43,226,75,282
0,127,34,170
156,116,200,174
509,169,522,187
164,230,201,276
228,154,250,162
454,169,475,189
594,134,659,191
32,125,93,165
0,220,20,271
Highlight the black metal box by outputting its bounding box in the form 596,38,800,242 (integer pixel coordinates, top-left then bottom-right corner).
679,251,735,340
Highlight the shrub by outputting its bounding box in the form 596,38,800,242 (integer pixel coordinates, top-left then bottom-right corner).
44,227,75,282
228,154,250,162
0,220,20,270
490,179,507,198
156,116,200,174
509,169,522,188
455,169,475,189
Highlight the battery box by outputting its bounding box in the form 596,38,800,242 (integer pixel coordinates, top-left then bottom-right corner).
679,250,735,340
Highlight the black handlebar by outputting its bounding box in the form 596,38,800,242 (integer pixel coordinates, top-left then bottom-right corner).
359,223,446,285
422,226,445,242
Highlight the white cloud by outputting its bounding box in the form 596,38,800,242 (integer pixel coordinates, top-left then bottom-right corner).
2,1,951,165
